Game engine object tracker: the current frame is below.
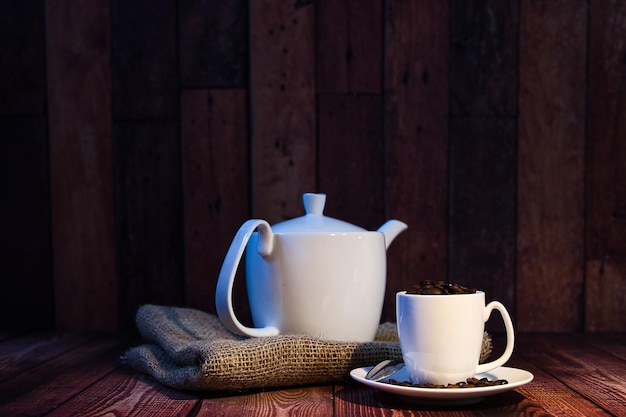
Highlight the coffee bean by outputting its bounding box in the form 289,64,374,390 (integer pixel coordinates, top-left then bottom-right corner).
406,280,477,295
420,286,446,295
387,377,508,389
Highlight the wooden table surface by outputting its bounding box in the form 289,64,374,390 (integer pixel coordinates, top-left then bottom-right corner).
1,332,625,416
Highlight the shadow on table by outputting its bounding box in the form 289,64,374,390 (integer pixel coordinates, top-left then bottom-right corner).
335,384,527,412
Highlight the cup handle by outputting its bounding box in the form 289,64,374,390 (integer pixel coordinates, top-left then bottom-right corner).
475,301,515,374
215,219,279,337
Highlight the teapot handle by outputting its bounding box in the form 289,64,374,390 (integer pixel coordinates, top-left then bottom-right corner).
215,219,279,337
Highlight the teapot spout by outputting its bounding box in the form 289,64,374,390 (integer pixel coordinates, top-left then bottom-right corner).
377,220,408,249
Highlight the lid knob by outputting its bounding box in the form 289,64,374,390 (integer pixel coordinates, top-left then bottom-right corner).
303,193,326,216
271,193,365,233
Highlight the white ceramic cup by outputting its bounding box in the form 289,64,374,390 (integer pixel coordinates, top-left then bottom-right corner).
396,290,515,385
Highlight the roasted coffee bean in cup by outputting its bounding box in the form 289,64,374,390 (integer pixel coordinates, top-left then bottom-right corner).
406,280,476,295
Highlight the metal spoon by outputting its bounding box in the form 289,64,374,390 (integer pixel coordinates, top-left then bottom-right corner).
365,359,404,382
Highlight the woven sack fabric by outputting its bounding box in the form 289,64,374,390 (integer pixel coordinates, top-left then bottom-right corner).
123,305,492,392
123,305,404,391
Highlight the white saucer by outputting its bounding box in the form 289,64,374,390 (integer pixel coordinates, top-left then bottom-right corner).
350,365,533,405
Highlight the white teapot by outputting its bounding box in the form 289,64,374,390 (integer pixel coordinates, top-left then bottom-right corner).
215,193,407,342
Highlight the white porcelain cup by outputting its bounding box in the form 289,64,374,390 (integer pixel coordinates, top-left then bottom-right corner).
396,290,515,385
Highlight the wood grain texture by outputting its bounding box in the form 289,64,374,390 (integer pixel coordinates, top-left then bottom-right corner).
114,121,184,331
178,0,247,88
0,0,46,114
508,355,612,417
448,1,518,319
0,336,123,416
384,1,449,320
198,386,333,417
181,89,250,316
586,0,626,260
584,0,626,331
449,117,517,326
316,0,383,94
585,260,626,331
111,0,178,119
249,0,316,222
516,333,626,415
0,333,97,382
5,1,626,333
580,332,626,361
2,333,626,416
46,368,199,417
450,0,519,116
517,0,587,332
318,94,385,231
47,0,117,332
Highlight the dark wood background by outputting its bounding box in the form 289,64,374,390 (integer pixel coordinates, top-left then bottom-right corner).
1,0,624,334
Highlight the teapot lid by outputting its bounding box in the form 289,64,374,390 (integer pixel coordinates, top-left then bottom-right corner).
272,193,366,233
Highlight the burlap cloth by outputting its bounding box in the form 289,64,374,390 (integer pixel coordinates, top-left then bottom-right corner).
123,305,492,392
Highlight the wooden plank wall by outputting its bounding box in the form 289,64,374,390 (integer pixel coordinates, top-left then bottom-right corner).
1,0,625,333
